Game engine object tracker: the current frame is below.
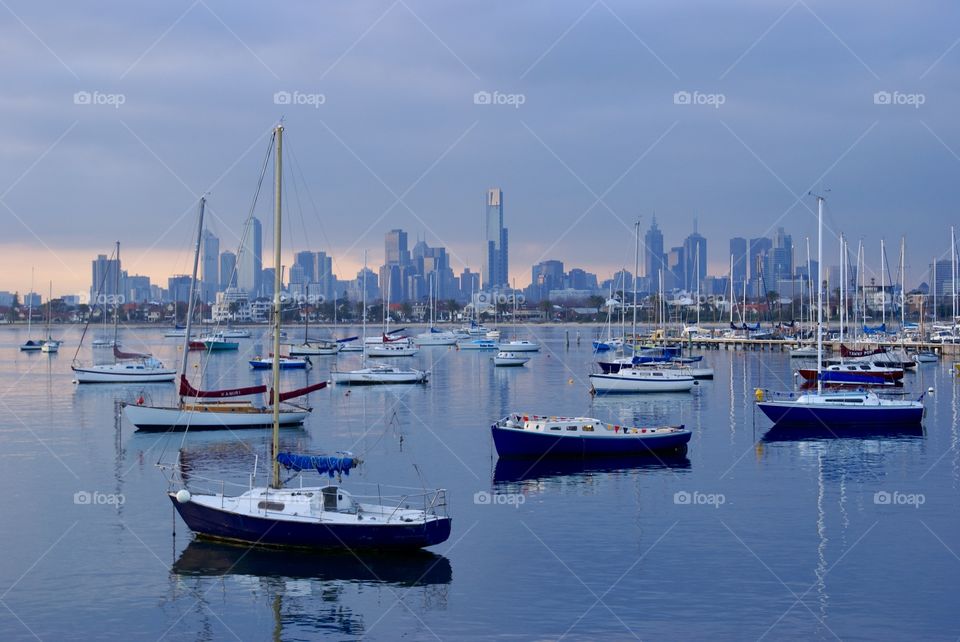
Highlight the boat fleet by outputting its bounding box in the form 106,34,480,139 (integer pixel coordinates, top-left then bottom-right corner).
15,132,949,557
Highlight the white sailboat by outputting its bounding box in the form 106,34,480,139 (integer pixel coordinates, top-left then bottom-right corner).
19,268,44,351
40,282,60,353
289,285,341,355
72,242,177,383
124,135,327,430
756,193,925,426
333,252,428,384
415,274,457,346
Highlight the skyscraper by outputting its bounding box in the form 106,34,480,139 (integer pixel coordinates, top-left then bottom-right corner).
730,237,747,290
767,226,793,287
237,216,262,296
683,219,707,292
219,251,237,291
644,216,666,282
749,236,772,295
530,260,565,301
380,229,410,301
482,188,509,289
90,252,121,303
201,229,219,304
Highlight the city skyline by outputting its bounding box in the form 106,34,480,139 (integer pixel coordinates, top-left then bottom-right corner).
5,216,958,302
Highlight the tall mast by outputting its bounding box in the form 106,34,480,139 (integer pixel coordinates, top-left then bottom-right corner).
880,239,886,327
729,254,734,325
816,195,824,395
632,219,640,348
900,237,906,330
271,124,283,490
179,198,206,384
933,257,937,325
361,251,367,367
113,241,121,345
27,267,33,336
805,237,812,334
952,226,957,323
839,233,844,351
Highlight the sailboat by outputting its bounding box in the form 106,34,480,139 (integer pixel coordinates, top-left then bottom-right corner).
364,275,418,357
72,243,177,383
332,252,428,384
289,284,341,355
123,156,326,429
19,269,44,351
415,273,458,346
498,280,540,352
167,125,450,550
40,282,61,353
756,194,925,426
590,221,695,394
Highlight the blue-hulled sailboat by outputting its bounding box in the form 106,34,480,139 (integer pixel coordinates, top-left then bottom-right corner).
755,194,924,427
167,125,451,550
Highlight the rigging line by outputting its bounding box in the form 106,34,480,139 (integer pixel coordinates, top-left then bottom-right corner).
283,140,312,252
285,140,347,281
72,242,119,364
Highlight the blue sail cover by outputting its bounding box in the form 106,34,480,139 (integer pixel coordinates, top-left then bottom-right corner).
862,323,887,335
277,452,356,477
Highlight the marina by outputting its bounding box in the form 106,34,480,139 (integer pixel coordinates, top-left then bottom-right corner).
2,322,957,638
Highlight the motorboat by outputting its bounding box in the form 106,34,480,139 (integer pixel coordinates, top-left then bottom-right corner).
457,339,498,351
494,351,529,367
497,339,540,352
330,364,429,385
492,413,690,457
588,367,696,393
249,355,311,370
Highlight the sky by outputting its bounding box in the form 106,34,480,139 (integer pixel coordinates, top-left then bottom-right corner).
2,0,959,297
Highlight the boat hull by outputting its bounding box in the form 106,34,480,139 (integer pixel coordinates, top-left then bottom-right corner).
122,403,309,431
289,344,340,356
588,372,695,393
72,365,177,383
491,424,691,457
170,494,451,550
330,370,428,385
756,400,923,426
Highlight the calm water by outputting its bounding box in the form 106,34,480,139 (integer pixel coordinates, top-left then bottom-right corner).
1,325,958,640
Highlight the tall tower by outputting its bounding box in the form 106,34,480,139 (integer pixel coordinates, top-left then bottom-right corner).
237,216,262,296
644,215,665,283
482,188,508,289
730,237,747,289
683,218,707,292
200,229,219,304
219,251,237,291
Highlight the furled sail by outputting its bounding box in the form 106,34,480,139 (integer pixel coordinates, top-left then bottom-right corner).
113,345,151,360
179,375,267,398
276,451,357,477
271,380,329,403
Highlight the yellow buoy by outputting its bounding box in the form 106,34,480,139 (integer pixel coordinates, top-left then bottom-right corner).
754,388,764,402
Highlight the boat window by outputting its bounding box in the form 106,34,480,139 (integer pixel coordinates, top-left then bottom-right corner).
566,426,577,431
582,425,594,432
549,425,561,431
257,501,284,511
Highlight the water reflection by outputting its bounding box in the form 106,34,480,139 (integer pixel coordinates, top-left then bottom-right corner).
493,454,690,485
170,540,450,639
173,539,452,585
761,423,925,442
